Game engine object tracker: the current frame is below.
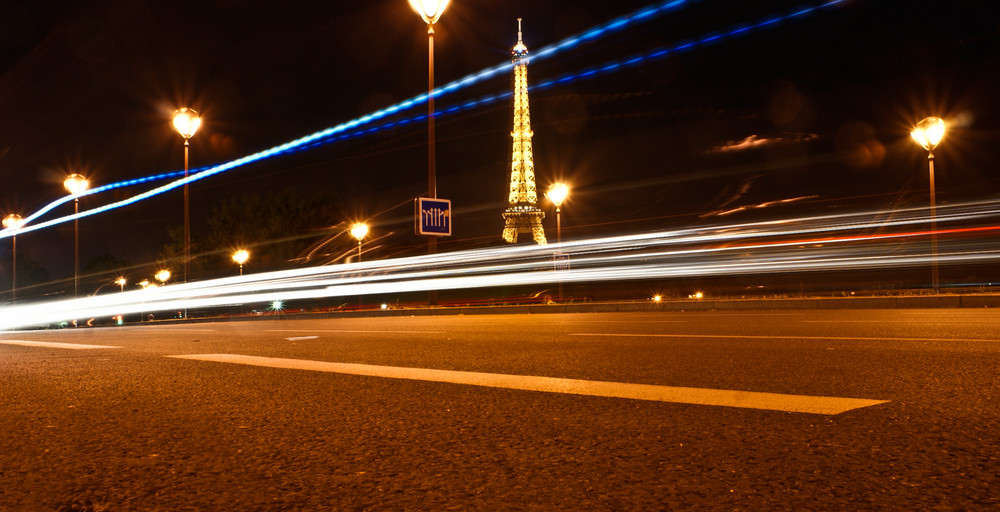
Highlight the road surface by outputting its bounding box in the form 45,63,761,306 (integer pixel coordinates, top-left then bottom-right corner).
2,309,998,510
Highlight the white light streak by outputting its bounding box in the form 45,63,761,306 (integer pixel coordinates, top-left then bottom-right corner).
2,199,999,331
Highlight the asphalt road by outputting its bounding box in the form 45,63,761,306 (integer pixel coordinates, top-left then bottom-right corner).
2,309,998,511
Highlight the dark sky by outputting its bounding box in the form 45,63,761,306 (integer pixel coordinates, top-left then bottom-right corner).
0,0,997,282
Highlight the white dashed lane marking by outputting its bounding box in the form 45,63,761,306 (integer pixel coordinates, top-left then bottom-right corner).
0,340,120,350
265,329,444,334
168,353,888,415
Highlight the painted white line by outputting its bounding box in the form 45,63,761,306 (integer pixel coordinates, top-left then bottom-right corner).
285,336,320,341
674,313,808,316
570,333,997,343
265,329,443,334
0,340,120,350
561,320,687,324
803,320,1000,324
150,329,218,332
168,354,887,415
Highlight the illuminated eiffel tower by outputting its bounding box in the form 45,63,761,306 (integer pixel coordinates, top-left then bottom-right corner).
502,19,546,245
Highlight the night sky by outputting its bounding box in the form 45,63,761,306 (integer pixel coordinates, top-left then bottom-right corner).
0,0,997,287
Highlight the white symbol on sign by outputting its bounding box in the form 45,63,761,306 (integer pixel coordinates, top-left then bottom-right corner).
422,207,450,228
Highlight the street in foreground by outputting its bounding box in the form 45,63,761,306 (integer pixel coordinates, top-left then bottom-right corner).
1,309,998,510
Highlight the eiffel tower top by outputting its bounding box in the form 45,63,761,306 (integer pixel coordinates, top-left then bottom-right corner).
512,18,528,59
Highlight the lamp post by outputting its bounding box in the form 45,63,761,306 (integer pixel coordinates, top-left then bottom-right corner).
409,0,449,249
350,223,369,262
409,0,449,307
64,173,89,298
3,213,24,303
173,108,202,291
115,276,127,293
546,183,569,301
545,183,569,244
911,117,946,294
232,249,249,276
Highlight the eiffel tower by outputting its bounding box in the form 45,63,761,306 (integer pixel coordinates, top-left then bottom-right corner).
502,19,546,245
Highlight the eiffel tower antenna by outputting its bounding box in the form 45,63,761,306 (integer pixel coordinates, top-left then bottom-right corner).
502,18,546,245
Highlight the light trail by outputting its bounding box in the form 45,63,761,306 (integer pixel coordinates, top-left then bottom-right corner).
2,199,999,331
0,0,853,239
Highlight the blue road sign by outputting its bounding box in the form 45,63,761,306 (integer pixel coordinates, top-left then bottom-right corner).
416,197,452,236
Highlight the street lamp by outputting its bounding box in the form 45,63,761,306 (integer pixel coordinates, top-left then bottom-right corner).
155,269,171,285
409,0,449,248
911,116,946,293
350,223,369,262
545,183,569,244
3,213,24,303
545,183,569,302
173,107,201,291
409,0,449,307
115,276,127,293
232,249,250,276
64,173,89,298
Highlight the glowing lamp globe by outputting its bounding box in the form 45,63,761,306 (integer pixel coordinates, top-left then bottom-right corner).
350,223,369,242
155,269,171,283
546,183,570,208
408,0,450,25
173,108,202,139
3,213,24,230
232,249,250,266
64,174,89,196
911,117,945,151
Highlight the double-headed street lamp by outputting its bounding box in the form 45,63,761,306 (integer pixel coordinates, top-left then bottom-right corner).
350,223,369,262
3,213,25,303
911,116,946,294
64,173,89,298
232,249,250,276
173,107,202,290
